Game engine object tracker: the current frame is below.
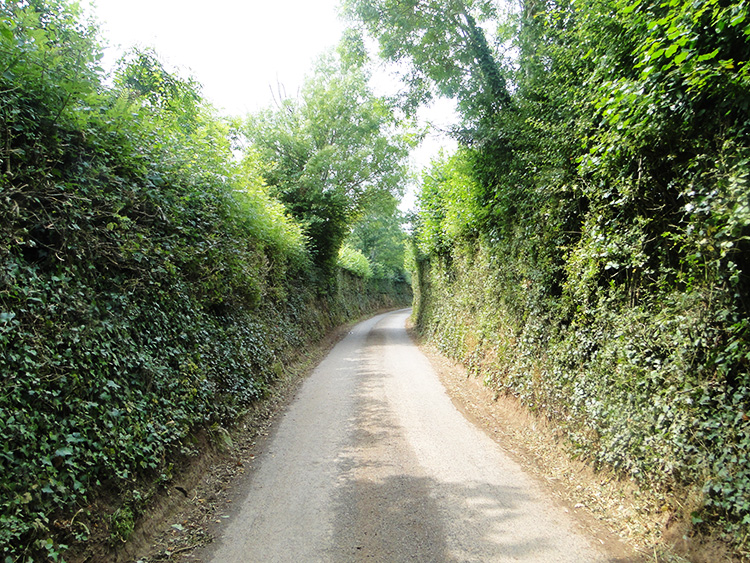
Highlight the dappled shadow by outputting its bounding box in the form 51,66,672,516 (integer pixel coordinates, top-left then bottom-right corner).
328,327,566,563
330,470,557,562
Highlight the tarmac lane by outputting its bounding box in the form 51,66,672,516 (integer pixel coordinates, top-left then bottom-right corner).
203,309,618,563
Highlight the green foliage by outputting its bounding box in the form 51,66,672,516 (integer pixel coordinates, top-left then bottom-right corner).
399,0,750,552
342,0,510,118
244,50,411,275
346,192,409,281
109,505,134,544
414,149,483,255
337,244,373,278
115,47,202,121
0,2,411,560
0,0,102,130
233,150,308,262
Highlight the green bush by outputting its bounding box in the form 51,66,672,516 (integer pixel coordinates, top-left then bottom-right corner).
337,244,373,278
0,2,411,560
410,0,750,552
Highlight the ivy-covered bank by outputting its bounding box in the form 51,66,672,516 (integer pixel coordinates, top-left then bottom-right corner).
0,2,411,560
413,241,748,550
390,0,750,557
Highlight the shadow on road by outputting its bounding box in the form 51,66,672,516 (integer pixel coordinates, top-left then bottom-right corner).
328,325,556,562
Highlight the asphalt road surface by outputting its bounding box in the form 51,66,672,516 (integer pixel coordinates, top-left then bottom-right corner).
206,309,616,562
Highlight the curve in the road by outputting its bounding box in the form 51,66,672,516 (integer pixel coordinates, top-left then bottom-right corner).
204,309,618,563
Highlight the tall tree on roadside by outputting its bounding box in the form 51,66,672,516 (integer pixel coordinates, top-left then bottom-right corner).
342,0,515,235
244,50,411,277
342,0,510,120
347,194,409,280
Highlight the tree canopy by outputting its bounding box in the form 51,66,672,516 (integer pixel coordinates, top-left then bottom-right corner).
243,51,412,275
342,0,510,119
347,193,409,281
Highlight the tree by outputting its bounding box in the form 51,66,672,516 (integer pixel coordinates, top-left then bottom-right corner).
244,51,411,275
347,194,408,280
114,47,203,131
342,0,510,119
414,148,483,255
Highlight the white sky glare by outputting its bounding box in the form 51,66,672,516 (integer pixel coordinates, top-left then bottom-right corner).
87,0,346,116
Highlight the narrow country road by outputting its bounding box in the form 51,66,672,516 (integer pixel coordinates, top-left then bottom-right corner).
203,309,617,562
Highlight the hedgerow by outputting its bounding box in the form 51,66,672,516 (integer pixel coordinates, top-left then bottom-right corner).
337,244,373,278
0,2,410,560
409,0,750,554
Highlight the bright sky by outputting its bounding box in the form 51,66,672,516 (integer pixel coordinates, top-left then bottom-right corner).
85,0,457,208
87,0,346,115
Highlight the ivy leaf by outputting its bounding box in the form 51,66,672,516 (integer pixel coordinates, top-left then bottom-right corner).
674,50,690,65
729,12,746,27
622,0,640,14
0,311,16,323
697,48,721,62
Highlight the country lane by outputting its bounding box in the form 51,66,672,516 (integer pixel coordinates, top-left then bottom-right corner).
201,309,622,563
